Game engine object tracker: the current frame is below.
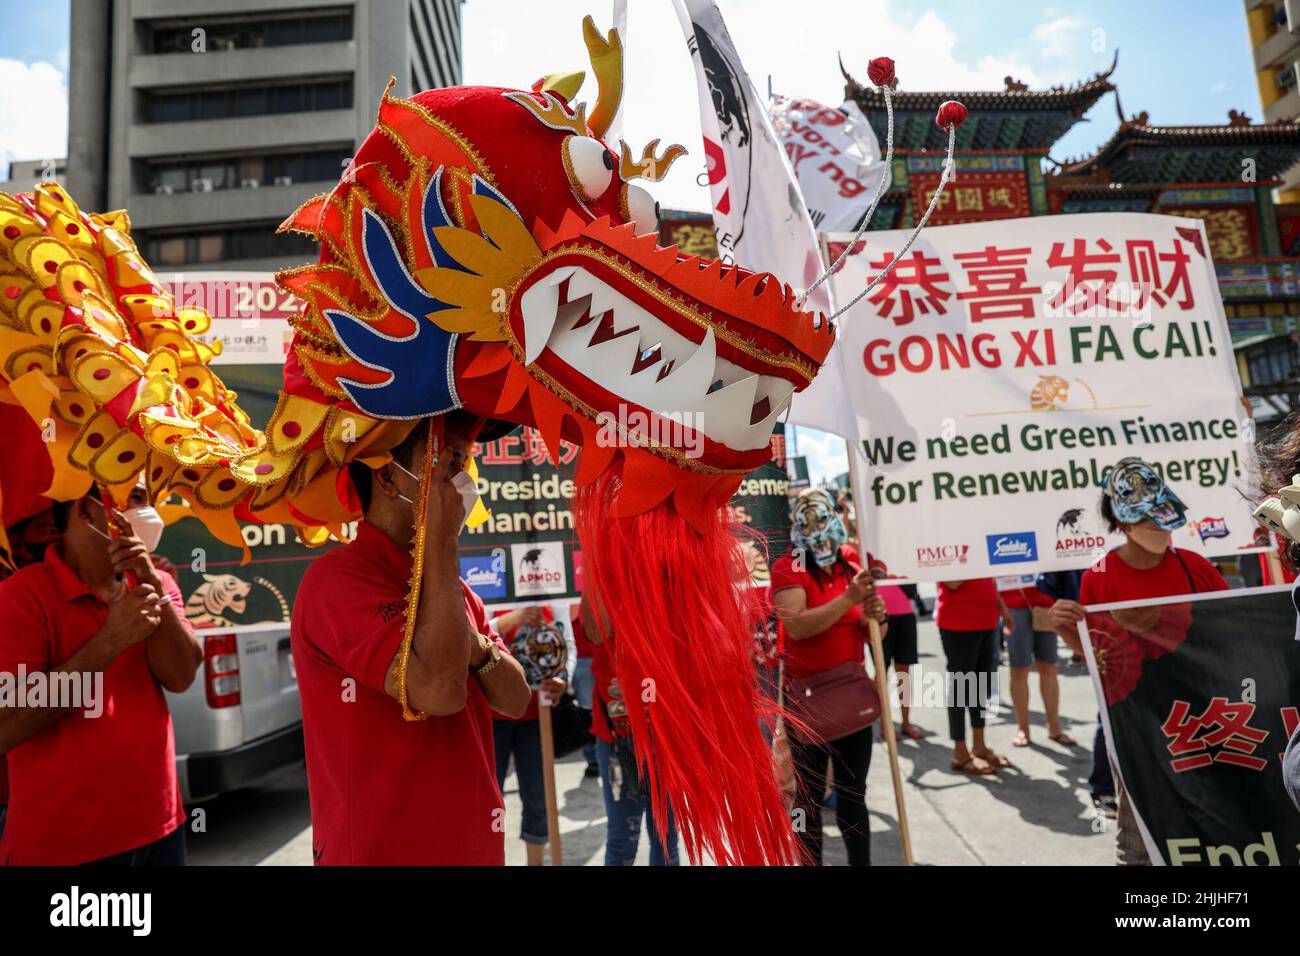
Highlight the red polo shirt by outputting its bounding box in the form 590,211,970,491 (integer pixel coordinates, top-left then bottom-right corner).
770,545,865,677
1080,547,1227,605
292,521,509,865
936,577,1001,632
0,547,187,865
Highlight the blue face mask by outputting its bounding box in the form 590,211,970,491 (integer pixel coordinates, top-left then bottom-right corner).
791,490,848,568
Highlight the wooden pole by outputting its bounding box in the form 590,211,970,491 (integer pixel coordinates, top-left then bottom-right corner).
537,696,563,866
843,447,914,865
867,615,913,865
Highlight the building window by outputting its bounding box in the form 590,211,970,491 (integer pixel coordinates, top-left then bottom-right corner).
149,10,354,54
143,79,353,124
156,236,188,267
142,148,352,194
140,222,319,265
1247,339,1300,387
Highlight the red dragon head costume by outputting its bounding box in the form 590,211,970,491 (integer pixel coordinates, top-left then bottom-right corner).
265,17,833,865
1,18,964,866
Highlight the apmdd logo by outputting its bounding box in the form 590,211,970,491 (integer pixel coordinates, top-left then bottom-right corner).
511,541,568,597
986,531,1038,565
460,551,507,600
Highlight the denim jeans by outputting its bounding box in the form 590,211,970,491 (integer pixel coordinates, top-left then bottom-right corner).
1090,718,1115,799
572,657,597,768
494,719,548,845
756,663,780,744
84,823,187,866
596,739,679,866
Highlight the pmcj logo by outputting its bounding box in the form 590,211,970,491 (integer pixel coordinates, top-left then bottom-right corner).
460,551,507,600
986,531,1038,565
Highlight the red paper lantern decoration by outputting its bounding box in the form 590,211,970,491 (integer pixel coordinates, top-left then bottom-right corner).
936,100,968,130
866,57,896,90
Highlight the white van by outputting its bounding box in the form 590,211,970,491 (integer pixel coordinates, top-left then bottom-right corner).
167,622,303,802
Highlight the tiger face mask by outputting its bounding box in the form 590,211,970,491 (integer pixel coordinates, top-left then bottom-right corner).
790,488,848,568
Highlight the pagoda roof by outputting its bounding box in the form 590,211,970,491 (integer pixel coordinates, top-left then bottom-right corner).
841,53,1116,152
1054,99,1300,183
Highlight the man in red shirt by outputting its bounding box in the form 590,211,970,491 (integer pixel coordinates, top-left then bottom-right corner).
0,484,203,865
293,414,530,865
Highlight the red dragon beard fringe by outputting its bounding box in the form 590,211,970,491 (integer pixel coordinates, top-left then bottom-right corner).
573,466,797,866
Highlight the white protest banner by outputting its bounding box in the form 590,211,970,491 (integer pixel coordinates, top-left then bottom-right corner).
826,213,1257,581
157,272,294,366
671,0,857,441
769,96,887,233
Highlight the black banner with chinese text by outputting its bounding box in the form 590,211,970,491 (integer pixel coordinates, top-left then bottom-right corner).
1083,586,1300,865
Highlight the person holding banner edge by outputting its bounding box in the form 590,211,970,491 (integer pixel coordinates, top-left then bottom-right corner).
1046,457,1226,865
771,488,889,865
1247,425,1300,814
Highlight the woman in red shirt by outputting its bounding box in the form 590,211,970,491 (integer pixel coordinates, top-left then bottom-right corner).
1047,458,1227,865
937,577,1013,775
771,489,887,866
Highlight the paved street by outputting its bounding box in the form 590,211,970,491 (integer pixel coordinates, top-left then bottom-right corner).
188,617,1113,866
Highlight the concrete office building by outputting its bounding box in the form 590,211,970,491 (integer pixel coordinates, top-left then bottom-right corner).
1,158,67,193
67,0,463,271
1246,0,1300,200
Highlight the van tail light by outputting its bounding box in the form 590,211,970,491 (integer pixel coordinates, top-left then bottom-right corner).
204,633,241,708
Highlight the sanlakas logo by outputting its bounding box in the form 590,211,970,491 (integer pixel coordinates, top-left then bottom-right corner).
460,550,507,600
986,531,1037,564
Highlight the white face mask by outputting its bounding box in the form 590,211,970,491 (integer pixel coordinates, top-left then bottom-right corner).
450,470,480,532
392,461,480,532
87,500,165,552
123,506,166,553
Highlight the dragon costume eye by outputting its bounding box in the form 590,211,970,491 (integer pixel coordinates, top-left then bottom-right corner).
562,135,616,202
623,183,660,235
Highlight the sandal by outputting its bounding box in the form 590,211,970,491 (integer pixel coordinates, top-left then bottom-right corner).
1012,730,1031,747
1049,732,1078,747
951,755,997,776
973,748,1012,768
901,723,925,740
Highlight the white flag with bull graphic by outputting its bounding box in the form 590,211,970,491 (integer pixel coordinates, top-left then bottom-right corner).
670,0,858,442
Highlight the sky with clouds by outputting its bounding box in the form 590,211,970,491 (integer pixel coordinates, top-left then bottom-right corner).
0,0,1261,480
